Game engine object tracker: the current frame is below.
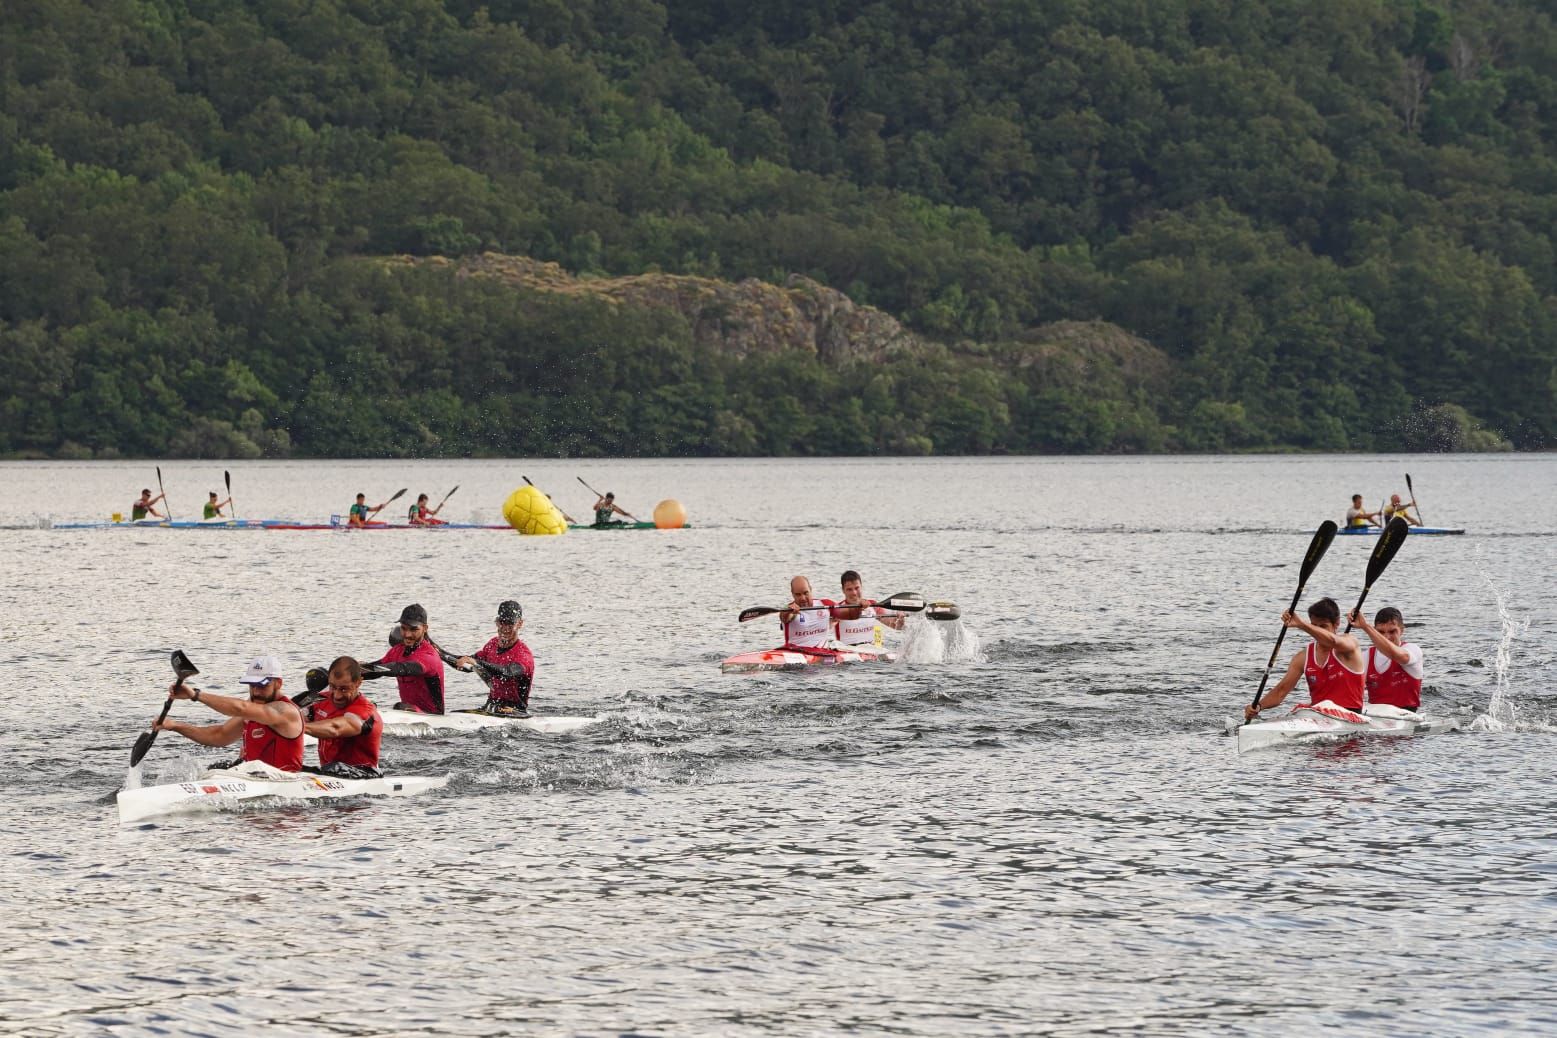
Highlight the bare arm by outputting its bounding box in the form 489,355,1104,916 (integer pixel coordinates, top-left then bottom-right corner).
1350,611,1411,665
1245,652,1306,719
305,712,365,739
173,685,304,738
157,715,244,746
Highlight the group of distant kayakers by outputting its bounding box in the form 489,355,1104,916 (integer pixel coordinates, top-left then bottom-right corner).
1346,491,1422,528
152,600,537,777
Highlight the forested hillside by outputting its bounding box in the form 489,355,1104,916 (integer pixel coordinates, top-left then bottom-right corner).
2,0,1554,457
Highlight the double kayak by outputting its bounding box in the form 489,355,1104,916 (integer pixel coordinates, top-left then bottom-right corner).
1234,701,1463,754
1337,525,1465,536
720,644,896,674
117,760,449,824
52,518,687,532
301,709,600,743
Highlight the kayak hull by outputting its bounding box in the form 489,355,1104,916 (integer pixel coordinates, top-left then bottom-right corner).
565,521,688,531
117,760,448,823
367,710,599,738
1236,702,1461,754
720,644,897,674
1336,526,1465,536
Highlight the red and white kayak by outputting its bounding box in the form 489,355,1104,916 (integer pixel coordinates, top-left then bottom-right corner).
719,644,896,674
1235,701,1462,754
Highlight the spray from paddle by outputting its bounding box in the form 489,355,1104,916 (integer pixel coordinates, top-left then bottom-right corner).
1473,573,1530,732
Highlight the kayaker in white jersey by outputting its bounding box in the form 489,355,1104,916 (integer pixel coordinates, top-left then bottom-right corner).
1345,494,1381,529
1350,605,1424,712
779,576,836,649
833,570,905,647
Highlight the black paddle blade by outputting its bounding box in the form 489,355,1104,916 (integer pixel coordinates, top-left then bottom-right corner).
1366,517,1411,586
305,667,329,694
1298,521,1339,584
925,602,961,621
129,729,157,767
738,606,779,623
291,690,323,708
171,650,199,682
388,624,404,646
876,593,926,612
386,487,408,504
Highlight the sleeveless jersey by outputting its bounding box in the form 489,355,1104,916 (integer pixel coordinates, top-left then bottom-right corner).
204,502,220,518
595,507,615,525
476,636,535,705
1303,641,1365,712
834,601,882,646
242,705,304,771
1366,644,1423,711
783,601,835,648
309,694,382,768
132,502,150,520
350,502,369,523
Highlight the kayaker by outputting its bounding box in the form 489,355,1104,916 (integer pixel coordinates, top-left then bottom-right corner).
302,656,383,777
203,491,232,519
779,576,836,649
1382,494,1420,526
1352,606,1423,712
365,603,447,713
348,493,389,527
454,600,535,716
152,655,305,770
131,489,165,521
1345,494,1381,529
1243,597,1367,721
592,492,631,527
408,493,447,526
834,570,905,647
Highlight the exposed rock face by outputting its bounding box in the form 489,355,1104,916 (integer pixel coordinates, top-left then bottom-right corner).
399,253,921,363
1002,320,1172,394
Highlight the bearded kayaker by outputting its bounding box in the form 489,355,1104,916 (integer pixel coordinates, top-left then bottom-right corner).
834,570,905,647
1382,494,1420,526
366,604,446,713
203,491,232,519
1345,494,1381,529
131,489,165,520
592,492,631,527
348,493,389,527
152,655,305,770
1243,597,1367,721
302,656,383,777
408,493,447,526
779,576,836,649
453,600,535,716
1351,606,1424,712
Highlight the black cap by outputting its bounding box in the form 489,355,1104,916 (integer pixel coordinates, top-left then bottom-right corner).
398,603,428,627
496,600,523,623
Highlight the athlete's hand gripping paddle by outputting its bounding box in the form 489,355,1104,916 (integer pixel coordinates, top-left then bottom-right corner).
130,650,199,767
577,476,641,522
1343,516,1410,634
1246,522,1337,719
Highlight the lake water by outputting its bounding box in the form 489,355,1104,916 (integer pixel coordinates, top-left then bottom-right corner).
2,455,1554,1036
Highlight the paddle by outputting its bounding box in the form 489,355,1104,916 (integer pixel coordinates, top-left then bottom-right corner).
365,487,407,521
225,469,236,520
1406,472,1424,526
291,667,328,709
1247,521,1338,717
1343,516,1410,634
156,465,172,520
522,476,576,524
130,650,199,767
433,484,459,514
739,593,927,623
577,476,641,522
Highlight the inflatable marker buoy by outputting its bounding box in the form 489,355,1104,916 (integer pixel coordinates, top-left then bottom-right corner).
502,485,567,535
653,499,687,529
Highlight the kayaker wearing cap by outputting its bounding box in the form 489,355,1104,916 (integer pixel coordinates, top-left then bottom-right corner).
834,570,905,647
203,491,232,519
1382,494,1420,527
152,655,305,770
302,656,382,777
592,492,630,527
1345,494,1381,529
1244,597,1367,721
366,604,446,713
779,576,836,650
408,493,447,526
454,600,535,716
131,489,164,521
348,493,389,528
1352,606,1424,712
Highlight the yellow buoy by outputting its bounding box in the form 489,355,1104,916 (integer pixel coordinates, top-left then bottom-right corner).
502,485,568,535
653,498,687,529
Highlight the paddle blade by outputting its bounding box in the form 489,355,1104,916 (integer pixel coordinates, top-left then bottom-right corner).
224,470,231,492
171,650,199,683
291,690,323,709
129,728,157,767
875,593,926,612
738,606,780,623
305,667,329,694
925,602,961,621
1366,517,1411,587
1298,521,1338,585
386,487,408,504
388,624,404,646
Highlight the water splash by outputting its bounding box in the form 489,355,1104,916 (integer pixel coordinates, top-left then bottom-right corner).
897,616,985,664
1471,575,1529,731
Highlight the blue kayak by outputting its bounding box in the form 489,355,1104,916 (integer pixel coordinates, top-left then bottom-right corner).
1336,525,1464,536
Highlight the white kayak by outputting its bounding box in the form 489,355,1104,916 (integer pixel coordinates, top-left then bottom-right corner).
117,760,449,824
301,709,600,744
1235,701,1463,754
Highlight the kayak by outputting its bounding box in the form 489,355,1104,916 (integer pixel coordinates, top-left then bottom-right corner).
720,644,897,673
302,710,601,742
117,760,449,823
1234,701,1463,754
566,521,688,531
265,520,511,530
53,517,273,530
1336,526,1465,536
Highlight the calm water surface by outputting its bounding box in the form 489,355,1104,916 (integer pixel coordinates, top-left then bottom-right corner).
2,455,1554,1036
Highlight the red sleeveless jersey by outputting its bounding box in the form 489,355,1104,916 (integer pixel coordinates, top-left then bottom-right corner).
1366,645,1422,711
242,704,304,771
1303,642,1365,712
310,694,382,769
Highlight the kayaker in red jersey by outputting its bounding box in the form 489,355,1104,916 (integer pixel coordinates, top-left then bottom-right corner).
408,493,447,526
366,603,447,713
1243,597,1367,721
834,570,906,647
303,656,382,777
779,576,836,649
1351,606,1424,712
153,655,305,770
454,600,535,716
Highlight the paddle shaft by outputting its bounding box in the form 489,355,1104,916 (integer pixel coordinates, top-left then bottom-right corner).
523,476,575,524
1248,521,1338,713
577,476,640,521
1343,517,1410,634
156,465,172,520
434,484,459,512
130,652,199,766
1406,473,1424,525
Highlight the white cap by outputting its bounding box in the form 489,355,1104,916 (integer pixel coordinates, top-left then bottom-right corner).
239,655,286,685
